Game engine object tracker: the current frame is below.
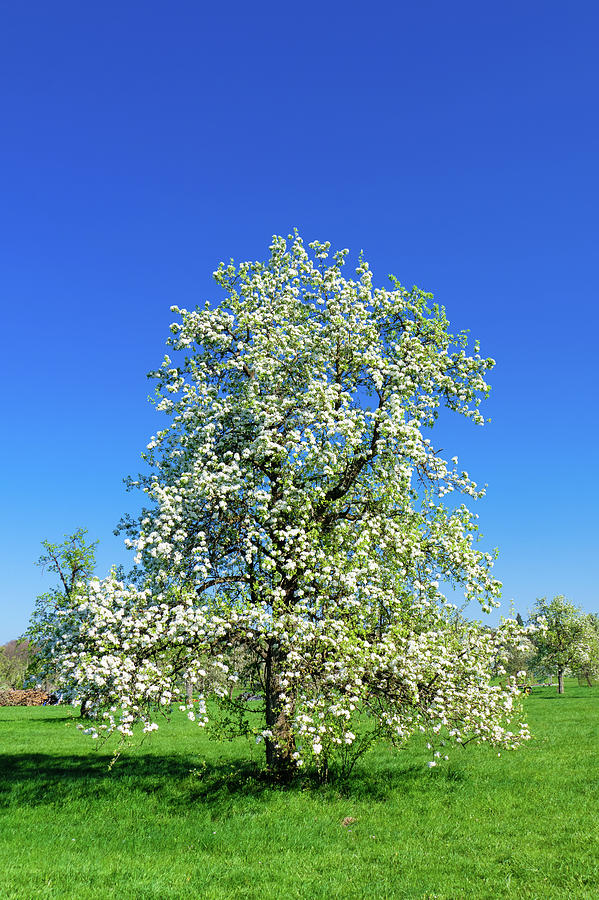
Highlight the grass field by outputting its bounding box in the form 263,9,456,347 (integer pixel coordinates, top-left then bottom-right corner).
1,682,598,899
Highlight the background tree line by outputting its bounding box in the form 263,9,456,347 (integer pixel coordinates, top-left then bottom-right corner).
0,639,32,690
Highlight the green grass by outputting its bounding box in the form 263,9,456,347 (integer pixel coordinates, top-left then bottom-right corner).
1,682,599,899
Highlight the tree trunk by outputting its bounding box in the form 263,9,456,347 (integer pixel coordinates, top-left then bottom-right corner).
185,679,193,703
264,641,296,781
557,668,564,694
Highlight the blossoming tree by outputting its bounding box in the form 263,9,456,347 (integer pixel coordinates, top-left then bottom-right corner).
49,234,529,778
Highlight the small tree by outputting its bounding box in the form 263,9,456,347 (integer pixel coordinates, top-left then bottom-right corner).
27,529,97,701
48,234,529,779
529,596,589,693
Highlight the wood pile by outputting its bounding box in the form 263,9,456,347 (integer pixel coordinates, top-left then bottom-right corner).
0,689,50,706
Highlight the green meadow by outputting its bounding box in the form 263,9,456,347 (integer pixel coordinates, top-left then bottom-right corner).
1,684,598,899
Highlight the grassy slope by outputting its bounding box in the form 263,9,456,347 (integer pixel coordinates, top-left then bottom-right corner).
1,683,598,899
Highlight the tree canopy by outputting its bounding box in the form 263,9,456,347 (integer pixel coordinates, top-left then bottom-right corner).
45,234,529,778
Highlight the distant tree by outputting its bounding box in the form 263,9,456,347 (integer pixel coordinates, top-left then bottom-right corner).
492,605,533,680
528,596,590,693
497,630,535,681
0,640,31,689
573,614,599,687
27,529,97,703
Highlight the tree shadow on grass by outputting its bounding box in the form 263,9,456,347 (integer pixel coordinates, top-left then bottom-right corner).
0,751,220,808
0,749,464,814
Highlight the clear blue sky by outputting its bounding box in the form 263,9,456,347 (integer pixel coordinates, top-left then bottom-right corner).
1,1,597,643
